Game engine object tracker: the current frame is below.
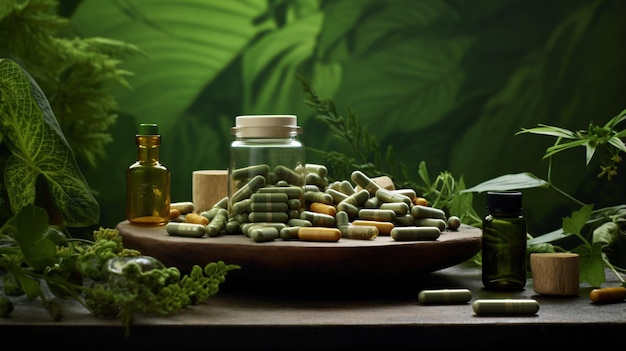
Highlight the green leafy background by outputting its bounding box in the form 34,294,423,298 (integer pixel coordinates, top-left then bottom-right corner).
65,0,626,235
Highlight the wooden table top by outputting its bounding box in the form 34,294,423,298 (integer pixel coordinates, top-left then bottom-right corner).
1,260,623,350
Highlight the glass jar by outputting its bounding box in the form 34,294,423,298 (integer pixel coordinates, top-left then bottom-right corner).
481,191,527,290
228,115,305,229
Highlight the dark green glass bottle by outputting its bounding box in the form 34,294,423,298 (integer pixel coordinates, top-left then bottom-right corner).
126,123,171,225
482,191,527,290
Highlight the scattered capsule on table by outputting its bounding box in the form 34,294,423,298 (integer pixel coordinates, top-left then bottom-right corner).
410,204,447,221
589,286,626,304
249,226,279,243
306,172,328,189
418,289,472,304
394,214,416,227
206,208,229,237
472,299,540,315
305,163,328,177
169,208,181,220
280,226,302,240
390,226,441,241
225,218,241,235
304,191,334,205
166,222,206,238
392,188,416,200
412,196,429,206
326,188,348,203
447,215,461,231
170,201,195,215
336,201,360,218
298,227,342,242
342,189,371,207
346,225,378,240
339,180,356,195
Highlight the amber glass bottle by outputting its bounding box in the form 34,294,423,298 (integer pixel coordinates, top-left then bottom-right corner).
482,191,527,290
126,123,170,225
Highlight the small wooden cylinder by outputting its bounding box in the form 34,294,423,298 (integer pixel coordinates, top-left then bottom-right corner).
530,252,579,296
192,170,228,214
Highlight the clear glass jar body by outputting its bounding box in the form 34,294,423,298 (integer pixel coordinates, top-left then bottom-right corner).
126,129,171,226
481,191,527,290
228,115,305,229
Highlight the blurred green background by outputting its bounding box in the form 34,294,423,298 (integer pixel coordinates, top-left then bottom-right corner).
60,0,624,236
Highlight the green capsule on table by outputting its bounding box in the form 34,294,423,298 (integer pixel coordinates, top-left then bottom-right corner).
287,218,312,227
304,191,333,205
390,226,440,241
305,163,328,177
472,299,540,315
300,210,336,227
336,201,359,218
418,289,472,304
232,198,251,214
394,214,416,226
351,170,381,195
251,192,289,203
230,175,267,204
279,226,302,240
339,180,356,195
250,226,279,243
375,188,411,207
166,222,206,238
326,188,348,204
342,189,371,207
379,202,409,215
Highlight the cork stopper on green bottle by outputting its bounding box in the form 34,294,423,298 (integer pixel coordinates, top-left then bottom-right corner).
139,123,159,135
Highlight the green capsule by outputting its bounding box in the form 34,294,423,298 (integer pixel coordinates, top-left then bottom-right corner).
336,201,359,218
287,218,312,227
472,299,540,315
394,214,416,226
287,198,301,209
342,189,371,207
304,191,333,205
375,188,411,207
306,172,328,189
274,165,305,186
358,208,396,222
230,175,267,204
363,196,381,209
206,209,228,237
390,226,440,241
250,202,289,212
414,218,447,232
213,196,229,209
166,222,206,238
410,205,447,220
200,207,221,221
300,210,336,227
351,170,381,195
251,192,289,203
231,164,270,181
257,185,304,199
379,202,409,215
232,199,251,214
224,219,241,235
339,180,355,195
326,188,348,204
418,289,472,304
248,211,289,223
305,163,328,177
250,226,279,243
280,226,302,240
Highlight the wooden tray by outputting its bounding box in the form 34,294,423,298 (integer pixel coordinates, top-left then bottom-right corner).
116,221,482,284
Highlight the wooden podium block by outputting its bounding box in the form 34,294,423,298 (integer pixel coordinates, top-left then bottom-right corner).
530,252,580,296
192,170,228,213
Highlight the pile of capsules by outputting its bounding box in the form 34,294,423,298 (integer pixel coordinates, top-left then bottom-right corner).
166,164,461,242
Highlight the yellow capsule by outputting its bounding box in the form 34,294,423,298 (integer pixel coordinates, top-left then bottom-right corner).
472,299,540,315
589,287,626,304
352,219,394,235
170,201,195,215
184,213,209,226
309,202,337,217
298,227,342,242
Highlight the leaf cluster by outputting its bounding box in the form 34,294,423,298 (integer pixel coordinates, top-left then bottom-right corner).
0,204,240,333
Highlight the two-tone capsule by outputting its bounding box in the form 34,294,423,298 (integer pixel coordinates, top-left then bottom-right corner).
472,299,540,315
418,289,472,304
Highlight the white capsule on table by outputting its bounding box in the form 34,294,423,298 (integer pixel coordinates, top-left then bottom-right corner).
166,222,206,238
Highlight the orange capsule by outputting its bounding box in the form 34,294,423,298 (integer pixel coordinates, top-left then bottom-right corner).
169,208,181,219
352,219,395,235
298,227,341,242
184,213,210,226
413,197,429,207
309,202,337,217
589,287,626,304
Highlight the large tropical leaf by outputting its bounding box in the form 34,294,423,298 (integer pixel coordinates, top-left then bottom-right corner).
70,0,268,133
0,58,100,227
